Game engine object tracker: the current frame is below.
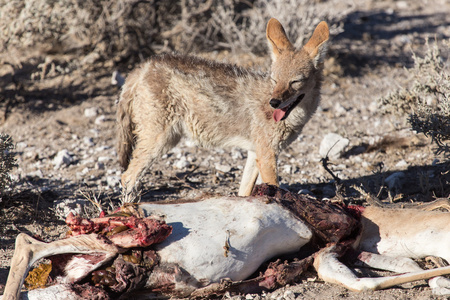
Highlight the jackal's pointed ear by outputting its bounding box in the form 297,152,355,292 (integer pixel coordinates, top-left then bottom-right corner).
303,21,329,68
266,18,294,61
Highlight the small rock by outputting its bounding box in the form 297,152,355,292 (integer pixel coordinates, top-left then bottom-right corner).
231,148,244,160
16,142,28,149
215,163,232,173
83,137,94,146
334,103,348,117
283,290,295,300
53,149,73,169
174,157,189,169
95,146,110,152
281,164,292,174
384,172,406,191
98,156,111,163
84,107,98,118
95,162,105,170
27,170,43,179
111,70,125,87
95,115,107,125
395,159,408,168
319,133,349,159
106,175,121,187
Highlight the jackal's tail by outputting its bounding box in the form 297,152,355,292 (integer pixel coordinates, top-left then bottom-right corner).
116,92,134,170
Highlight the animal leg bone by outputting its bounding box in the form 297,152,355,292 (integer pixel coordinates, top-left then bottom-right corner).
348,250,423,273
3,233,119,300
239,150,260,196
314,245,450,292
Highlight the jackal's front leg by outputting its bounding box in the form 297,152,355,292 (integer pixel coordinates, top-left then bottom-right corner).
255,146,278,187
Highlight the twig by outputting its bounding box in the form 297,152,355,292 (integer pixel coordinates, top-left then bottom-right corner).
352,184,384,207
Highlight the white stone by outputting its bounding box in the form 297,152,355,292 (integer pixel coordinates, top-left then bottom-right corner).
53,149,73,169
319,133,349,159
95,115,107,125
395,159,408,168
84,107,98,118
384,172,406,190
281,164,292,174
174,157,189,169
106,175,121,187
83,137,94,146
215,163,232,173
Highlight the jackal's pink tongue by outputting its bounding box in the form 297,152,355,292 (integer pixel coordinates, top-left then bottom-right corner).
273,109,286,122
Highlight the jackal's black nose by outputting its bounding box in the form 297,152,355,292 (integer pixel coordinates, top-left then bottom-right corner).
270,99,281,108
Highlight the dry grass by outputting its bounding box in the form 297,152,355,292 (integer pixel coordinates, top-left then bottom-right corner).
380,40,450,156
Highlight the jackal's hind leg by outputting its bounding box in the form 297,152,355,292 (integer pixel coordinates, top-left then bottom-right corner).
238,151,260,196
121,128,181,202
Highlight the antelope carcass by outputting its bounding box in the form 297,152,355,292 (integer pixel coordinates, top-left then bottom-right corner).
2,185,450,299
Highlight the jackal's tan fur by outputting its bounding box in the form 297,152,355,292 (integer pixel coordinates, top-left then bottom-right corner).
117,18,329,199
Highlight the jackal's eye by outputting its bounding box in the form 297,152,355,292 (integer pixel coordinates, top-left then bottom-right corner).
289,80,303,90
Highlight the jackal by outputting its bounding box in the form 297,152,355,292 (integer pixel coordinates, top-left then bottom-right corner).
117,18,329,200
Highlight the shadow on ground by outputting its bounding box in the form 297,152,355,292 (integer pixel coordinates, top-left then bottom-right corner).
331,9,450,76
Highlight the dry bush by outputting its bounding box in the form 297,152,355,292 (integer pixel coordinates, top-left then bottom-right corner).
0,133,17,198
0,0,350,61
0,0,161,59
210,0,348,55
380,40,450,156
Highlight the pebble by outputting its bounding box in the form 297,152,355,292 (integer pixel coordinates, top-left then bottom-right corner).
106,175,121,187
53,149,73,169
281,164,292,174
98,156,111,163
174,156,189,169
384,172,406,190
83,137,94,146
95,115,107,125
215,163,232,173
395,159,408,168
84,107,99,118
319,133,349,159
111,70,125,87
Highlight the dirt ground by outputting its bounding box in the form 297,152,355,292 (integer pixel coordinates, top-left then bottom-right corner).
1,0,450,299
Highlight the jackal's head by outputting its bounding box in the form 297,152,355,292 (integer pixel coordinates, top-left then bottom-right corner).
266,18,329,122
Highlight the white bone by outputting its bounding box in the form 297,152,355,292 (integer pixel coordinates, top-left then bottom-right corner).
3,233,119,300
315,245,450,292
